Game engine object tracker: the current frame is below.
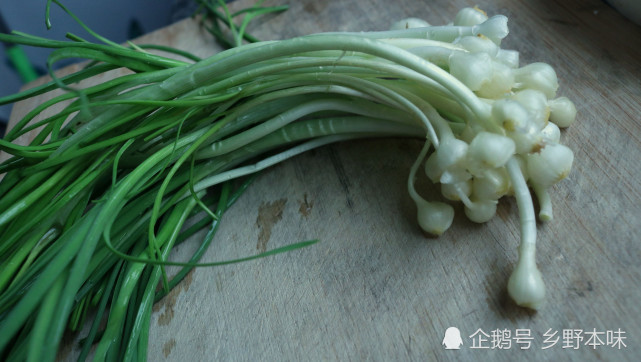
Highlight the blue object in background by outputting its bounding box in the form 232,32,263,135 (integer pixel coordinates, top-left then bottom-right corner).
0,0,181,137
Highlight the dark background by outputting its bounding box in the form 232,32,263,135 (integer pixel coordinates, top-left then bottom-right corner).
0,0,200,136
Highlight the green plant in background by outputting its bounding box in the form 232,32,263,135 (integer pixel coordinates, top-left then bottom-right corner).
193,0,289,48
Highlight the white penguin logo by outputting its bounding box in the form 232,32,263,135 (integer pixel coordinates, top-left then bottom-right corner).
442,327,463,350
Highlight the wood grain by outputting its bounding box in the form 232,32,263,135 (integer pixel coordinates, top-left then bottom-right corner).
6,0,641,360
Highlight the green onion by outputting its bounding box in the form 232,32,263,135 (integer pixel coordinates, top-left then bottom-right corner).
0,3,578,360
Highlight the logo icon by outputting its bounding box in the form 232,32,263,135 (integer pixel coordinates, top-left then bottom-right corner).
442,327,463,350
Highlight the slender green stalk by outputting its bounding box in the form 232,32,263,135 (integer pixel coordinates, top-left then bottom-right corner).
77,260,123,362
123,197,198,360
27,270,67,362
93,253,148,362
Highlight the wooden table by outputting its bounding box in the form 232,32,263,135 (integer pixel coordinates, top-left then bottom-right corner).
8,0,641,360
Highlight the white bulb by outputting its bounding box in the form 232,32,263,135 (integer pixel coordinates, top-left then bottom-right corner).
390,18,431,30
472,167,511,200
548,97,577,128
508,256,546,309
491,98,543,154
436,137,469,170
541,122,561,143
514,62,559,98
496,48,519,68
463,198,497,223
440,165,472,185
441,180,472,201
526,143,574,188
511,89,550,129
473,15,509,44
491,99,529,131
449,52,493,91
476,61,515,99
415,199,455,236
455,35,498,56
466,131,516,175
436,137,472,185
453,7,488,26
510,129,543,155
424,152,442,183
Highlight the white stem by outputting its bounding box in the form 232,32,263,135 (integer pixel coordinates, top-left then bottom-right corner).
201,97,409,158
379,38,463,51
193,134,365,192
532,183,553,222
506,157,536,251
407,140,432,204
505,157,546,309
408,139,455,236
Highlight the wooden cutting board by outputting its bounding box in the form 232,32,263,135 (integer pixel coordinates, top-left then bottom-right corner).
6,0,641,360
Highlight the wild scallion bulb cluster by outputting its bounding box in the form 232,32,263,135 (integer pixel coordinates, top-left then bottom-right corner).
395,7,576,309
0,5,578,358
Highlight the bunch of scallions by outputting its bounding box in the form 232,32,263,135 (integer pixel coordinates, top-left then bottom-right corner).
0,3,576,361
